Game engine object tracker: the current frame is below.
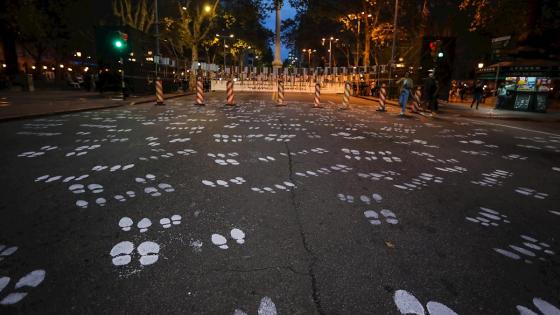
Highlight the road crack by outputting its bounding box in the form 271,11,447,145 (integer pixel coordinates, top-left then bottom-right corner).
279,117,325,315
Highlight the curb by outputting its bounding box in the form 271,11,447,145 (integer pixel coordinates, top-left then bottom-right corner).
0,92,194,123
354,95,560,123
128,92,194,105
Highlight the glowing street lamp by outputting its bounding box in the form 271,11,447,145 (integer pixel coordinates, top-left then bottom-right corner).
321,36,339,67
204,4,211,13
216,33,235,70
302,49,317,67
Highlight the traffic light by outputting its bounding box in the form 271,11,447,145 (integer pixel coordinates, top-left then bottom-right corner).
112,31,128,52
429,40,440,58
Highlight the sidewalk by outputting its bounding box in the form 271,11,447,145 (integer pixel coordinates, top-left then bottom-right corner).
355,95,560,122
0,89,192,121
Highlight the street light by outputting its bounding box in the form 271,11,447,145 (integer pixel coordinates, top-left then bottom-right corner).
204,4,211,13
322,36,338,68
302,49,317,67
347,12,370,66
478,62,484,69
216,33,235,70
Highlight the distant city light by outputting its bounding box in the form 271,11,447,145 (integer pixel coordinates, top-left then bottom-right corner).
2,64,6,68
204,4,211,13
60,64,64,68
84,67,89,72
42,66,47,70
67,68,73,71
438,52,444,58
478,63,484,69
31,66,36,70
76,51,82,57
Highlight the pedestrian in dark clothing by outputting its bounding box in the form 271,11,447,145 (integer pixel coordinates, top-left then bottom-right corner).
471,81,483,110
370,80,376,96
423,71,438,112
496,83,507,109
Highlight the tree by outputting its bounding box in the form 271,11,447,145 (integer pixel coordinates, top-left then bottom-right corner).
1,0,77,70
173,0,220,62
112,0,156,34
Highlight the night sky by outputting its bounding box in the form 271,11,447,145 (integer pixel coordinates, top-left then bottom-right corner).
263,3,296,60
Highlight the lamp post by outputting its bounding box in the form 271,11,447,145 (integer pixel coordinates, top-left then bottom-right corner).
348,12,366,67
272,1,282,70
388,0,399,91
302,49,316,67
322,37,339,68
216,33,235,71
154,0,161,78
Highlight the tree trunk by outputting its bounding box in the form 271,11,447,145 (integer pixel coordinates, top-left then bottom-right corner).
363,18,371,67
191,45,199,62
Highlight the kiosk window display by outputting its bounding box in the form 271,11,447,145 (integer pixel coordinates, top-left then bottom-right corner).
504,76,552,112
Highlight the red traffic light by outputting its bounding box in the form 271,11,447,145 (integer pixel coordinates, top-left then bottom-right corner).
117,31,128,41
429,42,437,51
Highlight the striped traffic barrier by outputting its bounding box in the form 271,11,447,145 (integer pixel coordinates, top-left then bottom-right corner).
276,80,285,106
412,86,422,113
155,79,164,105
340,81,351,110
226,80,235,106
313,82,322,108
195,78,204,106
377,83,387,112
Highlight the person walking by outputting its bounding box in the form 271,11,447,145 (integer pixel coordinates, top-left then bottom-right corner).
495,83,507,109
423,71,438,112
470,80,483,110
370,80,376,96
459,83,466,101
396,72,413,115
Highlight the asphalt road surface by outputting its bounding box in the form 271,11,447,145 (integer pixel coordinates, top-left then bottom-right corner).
0,92,559,315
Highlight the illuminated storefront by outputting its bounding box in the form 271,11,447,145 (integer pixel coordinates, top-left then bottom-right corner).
476,61,559,112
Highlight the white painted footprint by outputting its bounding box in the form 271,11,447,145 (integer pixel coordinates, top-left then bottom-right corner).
137,218,152,233
95,197,107,207
364,209,399,225
110,241,159,266
137,241,160,266
0,270,47,305
211,234,228,250
234,296,277,315
110,241,134,266
231,228,246,244
76,200,88,208
158,183,175,192
69,184,85,194
381,209,399,224
517,297,560,315
394,289,458,315
0,245,18,260
119,217,133,231
87,184,104,193
144,187,161,197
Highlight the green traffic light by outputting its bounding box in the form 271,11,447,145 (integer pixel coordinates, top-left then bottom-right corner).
114,40,123,49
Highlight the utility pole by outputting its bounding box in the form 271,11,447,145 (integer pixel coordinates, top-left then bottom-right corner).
356,18,361,67
272,2,283,71
154,0,161,79
388,0,399,96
